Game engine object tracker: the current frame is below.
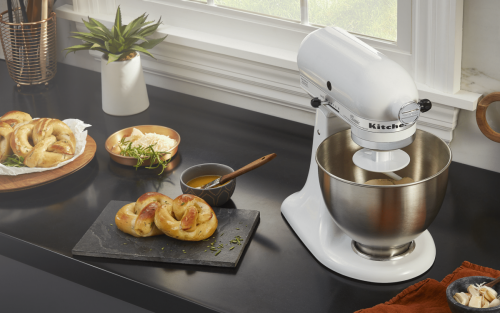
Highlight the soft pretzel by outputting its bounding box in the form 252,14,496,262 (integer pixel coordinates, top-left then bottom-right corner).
154,194,218,241
115,192,172,238
9,118,76,167
10,121,36,158
32,118,76,154
24,135,74,168
0,111,32,129
0,122,14,162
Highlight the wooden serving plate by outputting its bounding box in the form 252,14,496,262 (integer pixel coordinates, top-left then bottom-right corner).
0,136,97,193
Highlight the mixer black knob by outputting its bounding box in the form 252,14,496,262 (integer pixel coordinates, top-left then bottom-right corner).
419,99,432,113
311,97,322,108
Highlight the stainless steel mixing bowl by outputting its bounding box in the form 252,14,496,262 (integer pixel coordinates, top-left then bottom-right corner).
316,129,451,260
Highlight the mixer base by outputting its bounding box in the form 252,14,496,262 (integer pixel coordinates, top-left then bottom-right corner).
281,191,436,283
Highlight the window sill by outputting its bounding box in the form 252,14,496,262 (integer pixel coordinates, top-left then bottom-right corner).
56,4,480,112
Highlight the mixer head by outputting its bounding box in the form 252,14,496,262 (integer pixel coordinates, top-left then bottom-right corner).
297,27,432,169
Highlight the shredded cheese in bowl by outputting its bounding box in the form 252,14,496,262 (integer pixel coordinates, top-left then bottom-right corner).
130,132,177,152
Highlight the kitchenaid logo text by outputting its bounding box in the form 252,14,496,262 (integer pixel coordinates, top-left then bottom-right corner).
369,123,404,130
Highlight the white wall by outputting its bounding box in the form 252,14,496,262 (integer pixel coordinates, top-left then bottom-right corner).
451,0,500,173
55,0,100,71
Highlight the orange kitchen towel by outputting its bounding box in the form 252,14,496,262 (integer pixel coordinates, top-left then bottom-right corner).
356,261,500,313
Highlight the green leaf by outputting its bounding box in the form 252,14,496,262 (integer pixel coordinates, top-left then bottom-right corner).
113,25,121,39
106,53,121,64
130,45,156,59
136,20,161,38
87,16,99,27
136,25,159,38
90,47,108,54
1,154,26,167
64,43,93,51
63,43,93,56
70,35,104,46
90,43,108,53
109,38,122,53
90,43,105,49
71,31,108,42
123,13,147,37
114,27,125,44
129,34,148,42
123,37,140,49
128,20,154,37
138,35,167,50
82,19,110,39
114,5,123,32
88,18,113,39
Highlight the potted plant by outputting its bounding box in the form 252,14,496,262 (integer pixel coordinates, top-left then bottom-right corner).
64,7,167,116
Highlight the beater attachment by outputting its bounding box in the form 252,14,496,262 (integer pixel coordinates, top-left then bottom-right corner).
352,148,410,176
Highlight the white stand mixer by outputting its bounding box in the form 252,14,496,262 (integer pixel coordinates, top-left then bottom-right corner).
281,27,442,283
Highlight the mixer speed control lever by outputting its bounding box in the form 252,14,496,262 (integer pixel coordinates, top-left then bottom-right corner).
418,99,432,113
311,97,330,108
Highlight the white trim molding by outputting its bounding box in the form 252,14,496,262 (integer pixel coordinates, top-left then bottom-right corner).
72,0,116,15
56,0,478,144
417,103,459,143
413,0,464,94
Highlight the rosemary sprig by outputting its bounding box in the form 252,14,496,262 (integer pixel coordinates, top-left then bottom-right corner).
2,154,26,167
118,138,171,175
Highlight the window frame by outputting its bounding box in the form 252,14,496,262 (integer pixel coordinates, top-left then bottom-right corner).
145,0,412,54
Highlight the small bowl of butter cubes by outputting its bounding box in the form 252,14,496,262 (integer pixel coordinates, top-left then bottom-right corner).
447,276,500,313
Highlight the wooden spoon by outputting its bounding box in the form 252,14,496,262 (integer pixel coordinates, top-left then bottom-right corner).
485,275,500,288
200,153,277,189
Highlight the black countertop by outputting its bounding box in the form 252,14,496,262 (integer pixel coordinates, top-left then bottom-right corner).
1,61,499,313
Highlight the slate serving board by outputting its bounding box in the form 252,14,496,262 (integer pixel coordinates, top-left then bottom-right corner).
72,201,260,267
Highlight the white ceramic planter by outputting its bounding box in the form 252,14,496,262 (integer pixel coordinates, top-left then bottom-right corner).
101,53,149,116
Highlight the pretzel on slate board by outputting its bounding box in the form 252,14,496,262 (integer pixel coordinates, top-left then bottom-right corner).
115,192,170,238
155,194,218,241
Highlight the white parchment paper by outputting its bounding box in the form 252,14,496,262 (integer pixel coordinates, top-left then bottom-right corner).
0,119,91,176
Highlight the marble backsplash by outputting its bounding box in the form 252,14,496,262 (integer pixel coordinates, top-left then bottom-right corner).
462,68,500,96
